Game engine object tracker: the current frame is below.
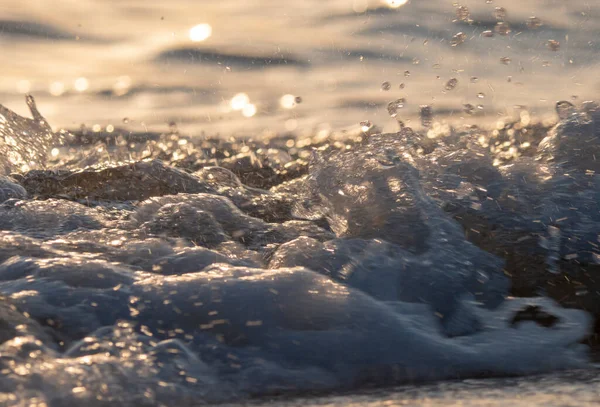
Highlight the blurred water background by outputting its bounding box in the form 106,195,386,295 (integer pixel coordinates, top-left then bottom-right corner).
1,0,598,136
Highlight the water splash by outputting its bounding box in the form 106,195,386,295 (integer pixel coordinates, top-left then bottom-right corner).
0,95,64,174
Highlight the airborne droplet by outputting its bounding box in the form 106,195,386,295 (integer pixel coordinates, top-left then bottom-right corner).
495,22,511,36
445,78,459,91
494,7,507,21
360,120,373,132
420,105,434,128
547,40,560,51
387,98,406,118
527,16,542,29
455,6,471,22
451,32,467,46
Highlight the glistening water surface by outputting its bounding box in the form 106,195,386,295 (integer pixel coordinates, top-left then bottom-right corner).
1,0,600,406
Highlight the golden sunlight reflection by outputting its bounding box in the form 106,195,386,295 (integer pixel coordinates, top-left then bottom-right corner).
242,103,257,117
113,76,132,96
74,77,89,92
230,93,250,111
352,0,369,13
384,0,408,8
49,81,66,96
16,80,31,94
279,94,297,109
189,23,213,42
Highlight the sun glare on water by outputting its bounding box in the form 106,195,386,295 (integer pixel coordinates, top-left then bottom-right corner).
189,23,212,42
384,0,408,8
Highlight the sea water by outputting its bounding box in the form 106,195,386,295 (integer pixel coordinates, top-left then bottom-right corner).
1,0,600,406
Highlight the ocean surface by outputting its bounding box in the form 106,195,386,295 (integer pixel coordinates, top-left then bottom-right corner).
1,0,600,406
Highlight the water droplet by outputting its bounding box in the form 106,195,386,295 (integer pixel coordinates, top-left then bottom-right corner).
295,96,302,104
381,81,392,91
470,76,479,83
555,101,575,120
482,30,494,38
420,105,434,128
477,104,485,110
445,78,459,91
399,83,405,89
122,117,129,124
547,40,560,51
455,6,471,22
463,104,475,115
500,56,512,65
477,92,485,99
387,98,406,118
451,32,467,46
526,16,542,29
495,22,511,36
169,121,178,133
485,0,493,3
404,70,411,77
507,76,512,82
360,120,373,132
494,7,507,21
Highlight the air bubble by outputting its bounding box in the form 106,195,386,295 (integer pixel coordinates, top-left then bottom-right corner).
295,96,302,104
381,81,392,91
477,92,485,99
123,117,129,124
404,70,411,77
470,76,479,83
399,83,405,89
482,30,494,38
500,56,512,65
463,104,475,115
